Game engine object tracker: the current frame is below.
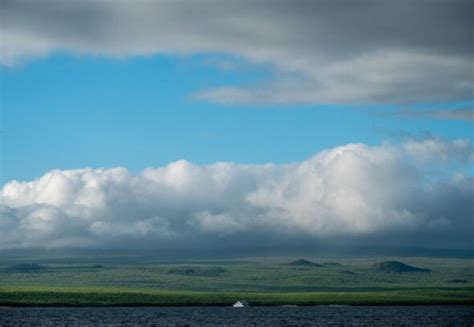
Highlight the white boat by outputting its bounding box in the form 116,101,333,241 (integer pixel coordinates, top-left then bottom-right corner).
233,300,250,307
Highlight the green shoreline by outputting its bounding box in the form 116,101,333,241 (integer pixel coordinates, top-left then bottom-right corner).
1,287,473,307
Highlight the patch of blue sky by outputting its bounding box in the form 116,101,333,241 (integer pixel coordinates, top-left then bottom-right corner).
1,53,472,184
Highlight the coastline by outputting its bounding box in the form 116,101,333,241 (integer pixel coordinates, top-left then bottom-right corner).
1,287,473,307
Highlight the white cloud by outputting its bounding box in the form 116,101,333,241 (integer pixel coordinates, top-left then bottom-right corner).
404,138,474,163
2,0,473,104
1,140,472,251
195,51,474,105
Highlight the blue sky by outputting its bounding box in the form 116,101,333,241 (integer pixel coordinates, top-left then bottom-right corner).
1,1,473,252
2,53,473,184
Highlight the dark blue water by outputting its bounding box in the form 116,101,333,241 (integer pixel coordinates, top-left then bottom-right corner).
0,305,473,326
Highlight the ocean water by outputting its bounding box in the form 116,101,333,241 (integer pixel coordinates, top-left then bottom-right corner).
0,305,473,326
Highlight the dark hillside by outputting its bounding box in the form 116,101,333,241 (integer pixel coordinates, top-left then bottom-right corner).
372,261,430,273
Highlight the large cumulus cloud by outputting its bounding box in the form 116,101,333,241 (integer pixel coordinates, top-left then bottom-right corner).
1,140,473,251
1,0,473,105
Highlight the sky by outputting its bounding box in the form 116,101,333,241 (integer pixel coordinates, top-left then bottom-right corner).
0,0,473,254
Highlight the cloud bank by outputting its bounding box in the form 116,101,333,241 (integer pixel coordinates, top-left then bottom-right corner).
1,140,473,252
2,0,473,104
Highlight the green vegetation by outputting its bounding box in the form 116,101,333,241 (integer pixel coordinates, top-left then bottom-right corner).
0,287,472,307
167,266,226,277
0,255,472,306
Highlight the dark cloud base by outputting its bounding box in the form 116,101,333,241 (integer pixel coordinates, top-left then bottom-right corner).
2,0,473,104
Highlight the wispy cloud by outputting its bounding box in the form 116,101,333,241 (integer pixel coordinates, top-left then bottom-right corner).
1,139,472,251
2,0,473,105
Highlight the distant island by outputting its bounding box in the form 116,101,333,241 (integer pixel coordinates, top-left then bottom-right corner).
0,256,472,306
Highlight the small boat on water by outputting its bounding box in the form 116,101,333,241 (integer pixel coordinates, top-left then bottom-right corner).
232,300,250,307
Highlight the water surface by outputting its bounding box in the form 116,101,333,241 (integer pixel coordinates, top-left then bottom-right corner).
0,305,473,326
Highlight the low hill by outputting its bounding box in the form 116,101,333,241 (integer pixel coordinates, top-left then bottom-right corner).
5,263,45,273
168,266,225,277
322,261,343,267
341,270,356,275
289,259,321,267
372,261,430,273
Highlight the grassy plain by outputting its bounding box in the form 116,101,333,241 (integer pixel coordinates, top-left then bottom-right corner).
0,255,473,306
